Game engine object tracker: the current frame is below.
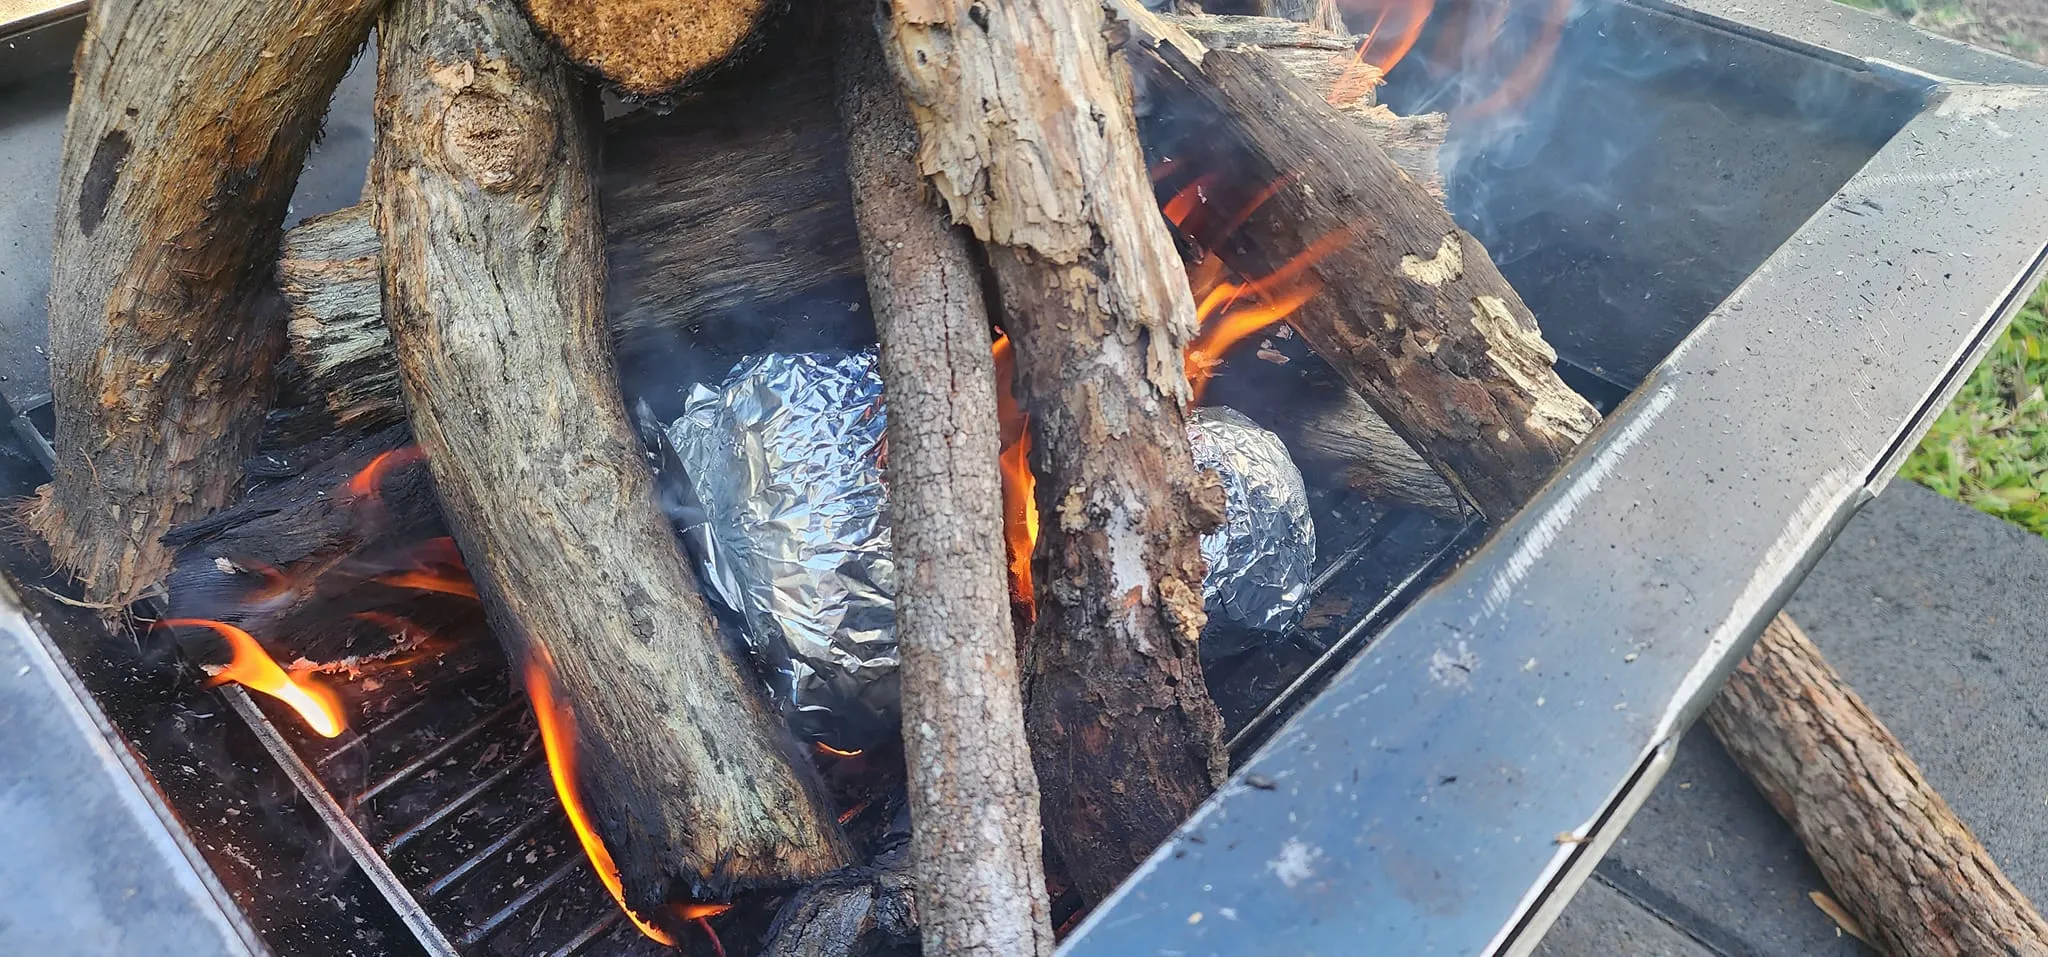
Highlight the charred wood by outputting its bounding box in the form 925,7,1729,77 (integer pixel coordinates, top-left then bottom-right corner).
373,0,849,911
32,0,382,607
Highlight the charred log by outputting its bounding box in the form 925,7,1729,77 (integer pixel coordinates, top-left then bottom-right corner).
1706,614,2048,957
373,0,849,911
31,0,382,606
1130,36,1598,518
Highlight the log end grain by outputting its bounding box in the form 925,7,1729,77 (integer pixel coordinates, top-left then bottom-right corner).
520,0,774,94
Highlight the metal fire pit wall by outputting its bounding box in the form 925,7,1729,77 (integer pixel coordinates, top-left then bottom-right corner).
1064,2,2048,956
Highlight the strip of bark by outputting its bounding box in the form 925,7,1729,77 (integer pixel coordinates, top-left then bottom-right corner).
1131,39,1598,518
373,0,849,909
834,13,1056,955
878,0,1231,905
1705,613,2048,957
31,0,382,606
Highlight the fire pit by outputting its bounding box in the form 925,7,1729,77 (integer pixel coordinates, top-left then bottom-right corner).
0,0,2044,954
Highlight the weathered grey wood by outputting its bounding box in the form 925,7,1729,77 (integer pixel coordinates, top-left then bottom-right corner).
32,0,382,606
1706,614,2048,957
520,0,774,94
372,0,849,911
879,0,1230,905
835,15,1055,956
1134,42,1598,518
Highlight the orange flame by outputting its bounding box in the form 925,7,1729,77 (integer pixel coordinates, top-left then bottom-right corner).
1458,0,1572,121
991,334,1039,610
373,537,480,600
525,660,696,947
814,741,864,758
345,445,426,503
161,619,346,738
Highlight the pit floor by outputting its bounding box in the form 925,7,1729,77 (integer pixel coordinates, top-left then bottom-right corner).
1538,481,2048,956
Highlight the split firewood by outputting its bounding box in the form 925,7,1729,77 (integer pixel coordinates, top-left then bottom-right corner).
520,0,774,95
30,0,382,607
1706,613,2048,957
372,0,849,915
877,0,1230,904
1125,22,1598,518
834,13,1056,955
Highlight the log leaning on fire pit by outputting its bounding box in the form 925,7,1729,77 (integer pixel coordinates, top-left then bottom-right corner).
834,16,1057,955
1131,37,1600,517
372,0,849,912
877,0,1231,905
1707,614,2048,957
31,0,382,606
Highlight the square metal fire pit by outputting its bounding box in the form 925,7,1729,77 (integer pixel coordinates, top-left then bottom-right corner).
2,0,2046,954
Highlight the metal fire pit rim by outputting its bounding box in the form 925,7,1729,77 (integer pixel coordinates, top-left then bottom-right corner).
1064,36,2048,957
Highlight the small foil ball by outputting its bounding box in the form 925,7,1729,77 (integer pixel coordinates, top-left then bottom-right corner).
1188,406,1317,660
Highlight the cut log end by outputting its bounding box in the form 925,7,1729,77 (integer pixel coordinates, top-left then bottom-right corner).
520,0,773,94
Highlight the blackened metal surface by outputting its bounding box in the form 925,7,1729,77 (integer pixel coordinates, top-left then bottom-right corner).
0,581,263,957
1063,78,2048,957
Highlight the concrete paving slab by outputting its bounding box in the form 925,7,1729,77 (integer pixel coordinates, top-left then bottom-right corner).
1551,481,2048,955
1534,877,1718,957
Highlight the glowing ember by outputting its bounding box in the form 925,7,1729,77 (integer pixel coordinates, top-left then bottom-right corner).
814,741,864,758
372,537,480,600
525,659,715,947
160,618,346,738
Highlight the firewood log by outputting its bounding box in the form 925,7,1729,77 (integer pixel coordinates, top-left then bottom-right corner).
371,0,849,912
834,13,1056,955
1706,613,2048,957
30,0,382,607
520,0,776,95
1125,25,1599,518
876,0,1231,905
275,16,1442,425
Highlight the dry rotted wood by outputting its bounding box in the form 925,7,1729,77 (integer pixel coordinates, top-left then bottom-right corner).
1705,613,2048,957
1134,43,1598,518
32,0,381,607
519,0,773,94
282,57,866,429
373,0,849,910
835,15,1055,956
879,0,1230,904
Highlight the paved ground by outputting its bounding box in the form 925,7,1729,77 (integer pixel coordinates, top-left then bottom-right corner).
1536,482,2048,956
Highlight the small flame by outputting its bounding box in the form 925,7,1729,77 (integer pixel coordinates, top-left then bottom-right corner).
991,334,1040,611
1457,0,1572,120
372,537,480,600
814,741,863,758
525,660,689,947
345,445,426,503
161,619,346,738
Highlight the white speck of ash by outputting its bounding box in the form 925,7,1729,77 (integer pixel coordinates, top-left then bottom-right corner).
1428,641,1479,688
1267,839,1322,889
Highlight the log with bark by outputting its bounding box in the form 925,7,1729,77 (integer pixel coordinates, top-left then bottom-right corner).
522,0,778,95
371,0,849,913
876,0,1231,905
834,12,1056,954
31,0,383,607
1127,31,1599,518
274,12,1443,426
1706,613,2048,957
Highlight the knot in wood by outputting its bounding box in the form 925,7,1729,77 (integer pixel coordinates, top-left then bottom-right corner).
430,60,553,192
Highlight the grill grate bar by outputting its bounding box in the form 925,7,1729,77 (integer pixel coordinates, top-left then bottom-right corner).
454,855,585,950
423,806,561,899
551,911,626,957
381,746,544,855
354,697,527,804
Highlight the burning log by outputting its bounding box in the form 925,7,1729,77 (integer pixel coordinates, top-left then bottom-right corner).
371,0,849,920
1128,25,1600,518
30,0,382,606
833,15,1056,953
1705,613,2048,957
876,0,1230,904
274,18,1444,431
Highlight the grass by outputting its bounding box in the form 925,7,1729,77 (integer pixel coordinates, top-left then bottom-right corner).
1898,284,2048,535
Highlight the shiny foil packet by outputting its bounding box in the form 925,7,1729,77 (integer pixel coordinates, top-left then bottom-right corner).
1188,406,1317,659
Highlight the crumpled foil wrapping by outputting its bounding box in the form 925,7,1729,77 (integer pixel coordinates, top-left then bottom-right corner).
1188,406,1317,659
668,350,899,748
